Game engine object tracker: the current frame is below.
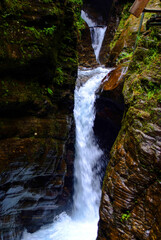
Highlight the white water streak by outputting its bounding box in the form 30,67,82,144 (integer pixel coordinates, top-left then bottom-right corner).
73,67,109,220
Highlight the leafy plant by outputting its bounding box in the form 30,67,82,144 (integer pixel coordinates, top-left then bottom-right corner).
24,26,41,38
68,0,84,36
24,25,56,38
118,51,133,62
55,67,64,85
43,25,56,35
121,211,131,222
47,88,53,95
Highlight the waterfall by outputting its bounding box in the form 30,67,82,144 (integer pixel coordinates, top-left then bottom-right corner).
81,10,107,62
73,67,108,220
22,66,110,240
22,7,110,240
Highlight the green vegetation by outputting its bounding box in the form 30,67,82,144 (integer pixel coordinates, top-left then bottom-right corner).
41,0,53,3
75,15,85,34
118,51,133,62
143,81,161,100
121,211,131,222
68,0,85,35
109,2,133,50
24,25,56,39
0,0,82,109
68,0,82,3
43,26,56,35
47,88,53,95
107,1,160,66
54,67,64,85
122,26,161,139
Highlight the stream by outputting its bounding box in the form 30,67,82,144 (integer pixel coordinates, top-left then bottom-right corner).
22,10,110,240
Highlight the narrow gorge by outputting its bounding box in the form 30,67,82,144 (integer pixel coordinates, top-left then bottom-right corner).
0,0,161,240
21,8,116,240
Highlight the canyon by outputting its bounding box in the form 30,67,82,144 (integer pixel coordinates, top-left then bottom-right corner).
0,0,161,239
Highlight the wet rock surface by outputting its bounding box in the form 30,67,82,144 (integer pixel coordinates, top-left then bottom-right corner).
99,1,130,65
97,19,161,240
0,114,75,240
78,23,99,68
0,0,78,239
83,0,113,22
79,0,126,67
94,65,125,184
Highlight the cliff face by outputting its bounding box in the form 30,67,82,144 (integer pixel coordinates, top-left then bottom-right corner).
97,0,161,239
0,0,81,239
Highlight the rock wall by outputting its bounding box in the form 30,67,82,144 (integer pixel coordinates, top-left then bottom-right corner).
83,0,113,21
79,0,134,66
97,0,161,239
0,0,81,239
99,0,134,64
94,66,126,181
104,0,160,66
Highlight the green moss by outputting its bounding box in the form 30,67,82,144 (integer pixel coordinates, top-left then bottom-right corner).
123,26,161,130
118,51,133,63
108,26,161,167
109,2,133,50
0,0,83,116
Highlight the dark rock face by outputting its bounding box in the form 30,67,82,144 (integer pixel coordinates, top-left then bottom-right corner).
80,0,131,66
0,116,75,238
0,0,79,239
94,65,125,182
79,0,114,66
78,23,98,68
83,0,113,22
95,90,124,154
97,24,161,240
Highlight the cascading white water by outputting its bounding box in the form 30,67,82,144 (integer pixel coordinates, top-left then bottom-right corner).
22,66,110,240
73,67,108,221
81,10,107,62
22,8,110,240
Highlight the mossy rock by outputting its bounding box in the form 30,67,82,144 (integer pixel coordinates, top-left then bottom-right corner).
106,0,161,66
